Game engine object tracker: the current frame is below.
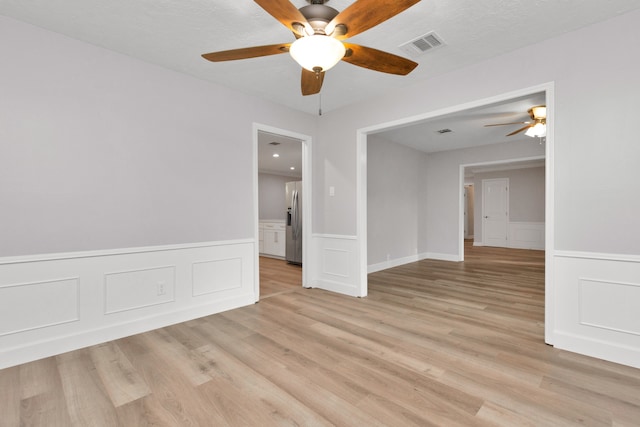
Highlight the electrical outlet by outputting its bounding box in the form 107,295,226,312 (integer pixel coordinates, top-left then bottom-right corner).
157,281,166,296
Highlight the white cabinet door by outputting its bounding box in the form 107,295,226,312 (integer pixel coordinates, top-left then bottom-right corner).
261,222,286,257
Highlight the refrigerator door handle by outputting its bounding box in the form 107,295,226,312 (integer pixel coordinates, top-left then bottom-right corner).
292,190,299,239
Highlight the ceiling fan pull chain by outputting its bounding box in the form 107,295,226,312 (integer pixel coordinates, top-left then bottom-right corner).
318,93,322,116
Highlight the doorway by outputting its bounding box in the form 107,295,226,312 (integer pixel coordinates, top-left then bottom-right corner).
357,83,554,344
253,124,312,301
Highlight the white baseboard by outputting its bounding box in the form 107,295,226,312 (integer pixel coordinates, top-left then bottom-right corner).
368,252,461,274
554,331,640,370
0,240,256,369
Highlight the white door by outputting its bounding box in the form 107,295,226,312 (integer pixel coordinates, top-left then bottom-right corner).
482,178,509,247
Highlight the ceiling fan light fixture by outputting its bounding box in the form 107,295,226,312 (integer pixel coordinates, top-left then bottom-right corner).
289,35,346,72
525,122,546,138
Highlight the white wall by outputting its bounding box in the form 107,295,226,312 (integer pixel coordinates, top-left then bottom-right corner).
258,173,290,221
317,10,640,255
0,16,317,368
314,10,640,367
0,16,316,258
367,135,428,271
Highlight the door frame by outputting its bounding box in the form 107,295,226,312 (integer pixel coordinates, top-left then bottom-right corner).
356,82,555,344
252,123,313,301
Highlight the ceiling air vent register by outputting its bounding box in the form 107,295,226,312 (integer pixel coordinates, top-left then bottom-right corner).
399,31,446,58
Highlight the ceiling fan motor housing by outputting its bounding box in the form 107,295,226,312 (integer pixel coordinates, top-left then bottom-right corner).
299,4,340,35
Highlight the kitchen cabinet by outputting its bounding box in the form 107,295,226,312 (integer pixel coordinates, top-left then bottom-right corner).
259,221,285,258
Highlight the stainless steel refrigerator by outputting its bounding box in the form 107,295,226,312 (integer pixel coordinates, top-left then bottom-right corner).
285,181,302,265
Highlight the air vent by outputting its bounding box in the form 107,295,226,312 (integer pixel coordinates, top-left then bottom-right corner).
436,128,452,134
399,31,446,58
269,142,281,145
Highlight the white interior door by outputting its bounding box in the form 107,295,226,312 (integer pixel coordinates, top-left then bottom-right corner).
482,178,509,247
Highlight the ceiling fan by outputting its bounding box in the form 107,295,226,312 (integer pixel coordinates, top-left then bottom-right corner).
201,0,421,96
485,105,547,137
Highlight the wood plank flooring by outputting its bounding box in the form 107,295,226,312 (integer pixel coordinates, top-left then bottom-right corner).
2,246,640,426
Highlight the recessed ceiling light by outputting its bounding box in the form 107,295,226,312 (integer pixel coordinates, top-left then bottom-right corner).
272,153,279,158
290,167,295,170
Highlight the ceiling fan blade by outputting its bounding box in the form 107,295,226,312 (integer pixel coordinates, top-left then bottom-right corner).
342,43,418,75
253,0,310,36
484,121,529,127
326,0,421,40
301,69,325,96
202,43,291,62
506,124,533,136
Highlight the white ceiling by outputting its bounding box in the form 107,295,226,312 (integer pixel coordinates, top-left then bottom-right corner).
258,131,303,177
2,1,640,115
375,92,546,153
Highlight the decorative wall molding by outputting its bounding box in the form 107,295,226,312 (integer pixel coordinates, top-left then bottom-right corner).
555,250,640,263
309,235,362,297
104,266,176,314
0,240,255,369
192,257,243,296
553,253,640,369
579,278,640,336
0,238,255,265
311,233,358,240
509,222,545,250
0,278,79,337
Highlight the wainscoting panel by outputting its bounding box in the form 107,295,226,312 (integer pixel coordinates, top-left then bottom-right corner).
0,278,79,337
0,240,255,369
309,234,362,297
554,251,640,369
579,279,640,336
192,257,243,296
508,222,545,250
104,266,175,314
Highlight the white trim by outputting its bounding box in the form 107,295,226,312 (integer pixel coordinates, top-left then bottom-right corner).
555,250,640,263
356,82,556,343
367,252,462,273
0,240,255,369
544,82,556,345
253,123,313,301
311,233,358,240
357,130,368,297
0,239,255,265
553,331,640,370
1,293,253,370
427,252,462,262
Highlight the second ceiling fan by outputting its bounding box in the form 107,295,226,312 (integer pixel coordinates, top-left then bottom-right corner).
485,105,547,137
201,0,421,96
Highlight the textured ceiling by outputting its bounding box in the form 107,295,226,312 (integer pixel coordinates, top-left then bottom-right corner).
2,0,640,115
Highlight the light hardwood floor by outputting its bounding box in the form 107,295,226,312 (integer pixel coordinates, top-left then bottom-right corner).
2,246,640,426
